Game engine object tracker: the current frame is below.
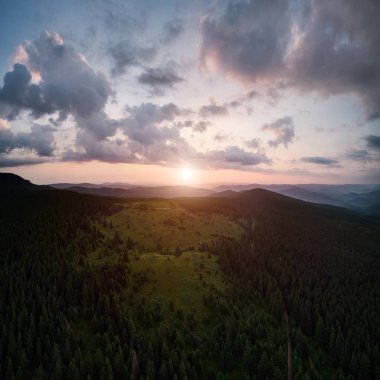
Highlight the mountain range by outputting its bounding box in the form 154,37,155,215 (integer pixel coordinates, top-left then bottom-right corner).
1,173,379,217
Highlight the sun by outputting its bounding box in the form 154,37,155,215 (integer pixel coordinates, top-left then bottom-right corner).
179,166,194,182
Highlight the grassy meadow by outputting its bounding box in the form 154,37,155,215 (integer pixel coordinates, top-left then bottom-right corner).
86,199,245,323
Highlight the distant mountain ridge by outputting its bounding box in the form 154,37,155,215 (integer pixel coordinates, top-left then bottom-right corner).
63,185,213,198
213,183,380,216
2,173,379,217
50,182,135,190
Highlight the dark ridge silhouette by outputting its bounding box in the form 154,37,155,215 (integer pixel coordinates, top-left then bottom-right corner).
0,172,34,187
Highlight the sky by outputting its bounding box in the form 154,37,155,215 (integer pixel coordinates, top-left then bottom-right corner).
0,0,379,185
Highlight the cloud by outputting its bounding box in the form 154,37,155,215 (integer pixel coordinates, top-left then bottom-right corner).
245,138,260,149
0,118,10,130
2,31,112,119
89,0,147,36
75,111,119,140
0,31,119,162
0,124,55,157
0,64,54,119
65,126,196,167
63,101,196,165
289,0,380,121
123,102,187,144
365,135,380,151
0,155,48,168
200,0,291,82
138,65,184,95
265,86,283,106
262,116,295,148
345,148,378,163
64,129,135,163
199,100,228,118
174,119,211,133
214,133,227,143
301,156,339,166
162,18,185,43
108,41,156,76
193,121,210,133
204,145,271,167
200,0,380,120
63,99,272,171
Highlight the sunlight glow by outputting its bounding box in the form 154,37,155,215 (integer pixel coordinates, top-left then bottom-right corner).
180,166,194,182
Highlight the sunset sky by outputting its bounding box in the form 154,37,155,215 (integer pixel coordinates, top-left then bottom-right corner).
0,0,379,185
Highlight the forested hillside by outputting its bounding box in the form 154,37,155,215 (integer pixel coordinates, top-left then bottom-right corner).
0,179,379,379
179,190,380,379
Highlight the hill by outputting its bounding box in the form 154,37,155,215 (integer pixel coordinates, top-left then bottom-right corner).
64,184,213,198
0,172,35,188
0,174,379,379
50,181,136,190
50,179,380,216
212,183,380,216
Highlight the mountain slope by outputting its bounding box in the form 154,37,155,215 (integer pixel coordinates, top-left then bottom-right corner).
0,173,35,187
0,172,50,193
212,183,380,215
65,184,213,198
50,182,135,189
1,174,379,379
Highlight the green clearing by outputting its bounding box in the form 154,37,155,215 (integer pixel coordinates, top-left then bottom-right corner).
87,199,245,322
129,251,227,317
95,199,244,253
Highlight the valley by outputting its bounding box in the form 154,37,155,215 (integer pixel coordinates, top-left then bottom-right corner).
0,174,379,379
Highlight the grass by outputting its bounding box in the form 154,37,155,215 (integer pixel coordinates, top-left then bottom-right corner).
129,251,227,317
86,199,245,322
95,199,244,253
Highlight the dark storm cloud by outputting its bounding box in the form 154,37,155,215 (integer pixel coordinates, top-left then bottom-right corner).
0,124,55,157
200,0,380,120
365,135,380,151
301,156,339,166
162,18,185,43
3,31,112,120
138,65,184,95
262,116,295,148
